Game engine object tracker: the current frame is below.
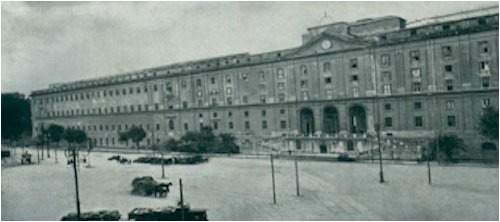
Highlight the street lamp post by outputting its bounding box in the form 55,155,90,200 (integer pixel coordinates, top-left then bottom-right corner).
375,123,384,183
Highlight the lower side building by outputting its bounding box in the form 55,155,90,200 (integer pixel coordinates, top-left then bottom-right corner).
33,90,498,160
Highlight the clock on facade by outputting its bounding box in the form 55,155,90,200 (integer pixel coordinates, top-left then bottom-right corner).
321,40,332,49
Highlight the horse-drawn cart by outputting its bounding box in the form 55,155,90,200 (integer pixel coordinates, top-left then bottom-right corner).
21,152,32,164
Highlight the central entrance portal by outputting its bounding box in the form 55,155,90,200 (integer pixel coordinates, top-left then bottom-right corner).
300,108,315,135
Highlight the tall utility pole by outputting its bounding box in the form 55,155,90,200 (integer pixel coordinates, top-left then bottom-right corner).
375,123,384,183
270,154,276,204
71,145,81,220
427,146,432,184
294,155,300,196
179,178,185,221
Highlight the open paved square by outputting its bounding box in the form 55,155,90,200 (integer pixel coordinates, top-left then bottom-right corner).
2,149,498,220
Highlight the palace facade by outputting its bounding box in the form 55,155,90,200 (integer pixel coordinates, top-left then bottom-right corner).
30,9,499,158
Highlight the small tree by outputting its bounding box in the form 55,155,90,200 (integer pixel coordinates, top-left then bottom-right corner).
48,124,64,163
479,106,499,140
431,134,466,163
118,131,128,146
219,133,239,154
127,126,146,149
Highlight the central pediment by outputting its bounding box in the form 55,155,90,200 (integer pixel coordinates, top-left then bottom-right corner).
287,32,371,58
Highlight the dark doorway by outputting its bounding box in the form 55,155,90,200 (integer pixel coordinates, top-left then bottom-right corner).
300,108,315,135
320,144,327,153
349,105,367,133
323,106,340,134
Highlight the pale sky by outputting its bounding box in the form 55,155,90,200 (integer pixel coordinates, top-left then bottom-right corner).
2,1,498,96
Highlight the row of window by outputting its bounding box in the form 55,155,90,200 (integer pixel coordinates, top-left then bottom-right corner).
38,84,161,105
383,98,491,111
36,58,494,109
384,115,458,128
45,103,162,117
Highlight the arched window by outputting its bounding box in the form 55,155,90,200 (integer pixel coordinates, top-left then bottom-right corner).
300,65,308,76
169,119,175,130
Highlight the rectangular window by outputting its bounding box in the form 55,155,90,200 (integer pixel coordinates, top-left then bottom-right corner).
280,109,286,115
280,120,287,129
226,75,232,84
442,46,452,58
414,102,422,110
482,98,491,108
382,71,392,82
166,83,173,92
350,58,358,69
129,87,134,94
444,65,453,72
326,89,333,99
385,103,391,110
137,87,141,93
385,117,393,127
410,29,417,36
482,77,490,88
410,50,420,62
211,77,215,84
300,80,308,89
479,41,489,54
412,82,421,93
213,122,218,130
415,116,423,127
480,61,490,72
277,93,285,102
153,84,158,91
447,116,456,127
228,111,232,117
155,103,159,110
381,54,391,66
446,100,455,109
245,121,250,129
323,62,331,72
302,91,309,100
229,122,233,129
325,77,332,85
156,124,160,130
277,68,285,79
242,96,248,104
383,84,391,95
198,100,203,107
262,121,267,129
411,68,421,79
211,98,217,106
352,87,359,97
241,73,248,81
445,79,453,91
122,88,127,95
277,82,285,90
227,97,232,105
183,101,188,108
244,111,249,117
259,71,265,81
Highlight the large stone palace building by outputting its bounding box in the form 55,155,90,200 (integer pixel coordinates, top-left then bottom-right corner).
30,8,499,158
